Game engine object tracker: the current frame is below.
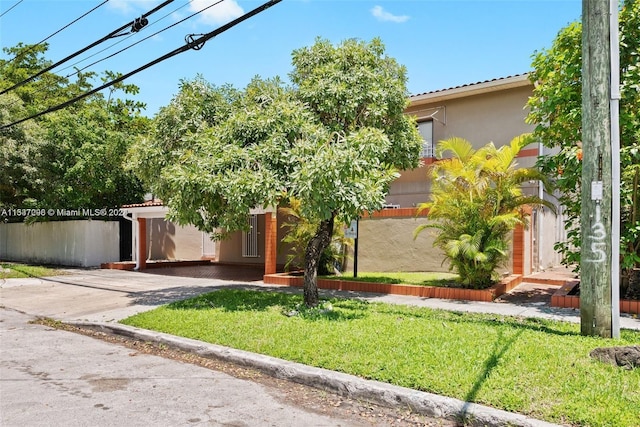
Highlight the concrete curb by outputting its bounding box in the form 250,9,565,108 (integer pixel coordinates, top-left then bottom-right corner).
69,320,562,427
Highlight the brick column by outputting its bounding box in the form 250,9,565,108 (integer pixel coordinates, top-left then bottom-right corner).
137,217,147,270
512,223,525,275
264,212,277,275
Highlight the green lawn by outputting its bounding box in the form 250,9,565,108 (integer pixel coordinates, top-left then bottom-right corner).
0,262,67,279
322,271,459,287
121,289,640,427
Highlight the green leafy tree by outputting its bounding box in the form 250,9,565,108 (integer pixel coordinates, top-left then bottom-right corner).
130,38,422,306
527,0,640,292
415,136,554,288
37,77,149,210
0,44,148,211
0,92,46,207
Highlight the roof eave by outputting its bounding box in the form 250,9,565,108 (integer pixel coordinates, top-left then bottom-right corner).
409,74,532,107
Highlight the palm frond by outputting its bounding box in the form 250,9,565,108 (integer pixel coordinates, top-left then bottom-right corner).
435,137,474,161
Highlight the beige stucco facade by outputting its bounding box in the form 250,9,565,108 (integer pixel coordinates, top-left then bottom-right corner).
353,216,449,273
386,74,538,208
145,213,292,267
365,74,564,274
146,219,204,261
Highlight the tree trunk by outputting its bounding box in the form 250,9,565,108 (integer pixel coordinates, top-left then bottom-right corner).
303,214,335,307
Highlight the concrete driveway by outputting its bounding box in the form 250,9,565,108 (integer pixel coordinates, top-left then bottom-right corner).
0,268,253,322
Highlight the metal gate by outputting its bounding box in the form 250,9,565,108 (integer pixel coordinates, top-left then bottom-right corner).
242,214,259,258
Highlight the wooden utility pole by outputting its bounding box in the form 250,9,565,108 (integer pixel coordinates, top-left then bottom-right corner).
580,0,620,338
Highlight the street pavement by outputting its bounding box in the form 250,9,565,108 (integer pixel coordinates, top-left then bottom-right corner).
0,308,382,427
1,267,638,427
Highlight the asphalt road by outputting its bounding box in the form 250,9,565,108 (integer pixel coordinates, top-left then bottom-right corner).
0,269,454,427
1,307,410,427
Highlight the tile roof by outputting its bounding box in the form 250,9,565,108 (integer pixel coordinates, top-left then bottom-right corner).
410,73,530,99
121,199,164,208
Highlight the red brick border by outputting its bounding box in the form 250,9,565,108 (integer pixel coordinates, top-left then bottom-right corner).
263,273,523,302
550,281,640,315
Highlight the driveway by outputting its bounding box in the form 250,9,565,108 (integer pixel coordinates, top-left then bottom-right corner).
0,268,254,322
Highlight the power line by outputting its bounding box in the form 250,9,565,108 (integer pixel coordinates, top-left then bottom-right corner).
57,0,194,76
0,0,175,96
0,0,283,131
0,0,25,19
0,1,188,113
64,0,224,79
2,0,109,64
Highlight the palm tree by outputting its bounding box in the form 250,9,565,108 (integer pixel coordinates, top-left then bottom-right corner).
415,135,555,288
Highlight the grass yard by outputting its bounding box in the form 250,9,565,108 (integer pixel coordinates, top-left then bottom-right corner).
322,271,460,287
0,262,67,279
121,289,640,427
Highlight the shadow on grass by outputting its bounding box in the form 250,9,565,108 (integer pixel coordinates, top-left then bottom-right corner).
372,304,581,337
463,329,523,408
166,288,369,321
130,284,580,335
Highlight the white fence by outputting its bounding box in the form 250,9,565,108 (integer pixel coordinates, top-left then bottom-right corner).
0,220,119,267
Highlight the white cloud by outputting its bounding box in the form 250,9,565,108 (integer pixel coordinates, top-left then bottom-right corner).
190,0,244,25
370,5,409,23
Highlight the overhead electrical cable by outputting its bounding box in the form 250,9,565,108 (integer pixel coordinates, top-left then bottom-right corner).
0,0,283,131
64,0,225,79
2,0,109,64
57,0,195,76
0,0,25,19
0,0,175,96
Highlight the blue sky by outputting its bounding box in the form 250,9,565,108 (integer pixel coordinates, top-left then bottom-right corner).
0,0,582,116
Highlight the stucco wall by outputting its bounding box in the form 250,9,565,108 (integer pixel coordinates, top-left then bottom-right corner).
0,220,119,267
407,84,535,150
352,216,450,273
392,84,536,209
217,215,266,265
146,219,203,260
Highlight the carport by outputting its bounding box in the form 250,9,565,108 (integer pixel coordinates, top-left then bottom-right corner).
121,201,278,276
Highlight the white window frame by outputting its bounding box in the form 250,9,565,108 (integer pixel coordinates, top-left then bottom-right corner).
418,120,434,158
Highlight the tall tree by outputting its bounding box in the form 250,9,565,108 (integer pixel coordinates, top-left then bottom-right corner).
0,92,46,207
130,38,422,307
0,44,148,211
527,0,639,294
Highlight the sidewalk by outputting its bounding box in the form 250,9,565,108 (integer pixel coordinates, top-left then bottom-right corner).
2,268,636,329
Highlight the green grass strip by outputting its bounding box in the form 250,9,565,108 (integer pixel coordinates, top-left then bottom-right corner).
322,271,460,287
0,262,66,279
121,289,640,427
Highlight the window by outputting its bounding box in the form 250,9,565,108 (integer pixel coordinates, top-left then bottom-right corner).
418,120,434,158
